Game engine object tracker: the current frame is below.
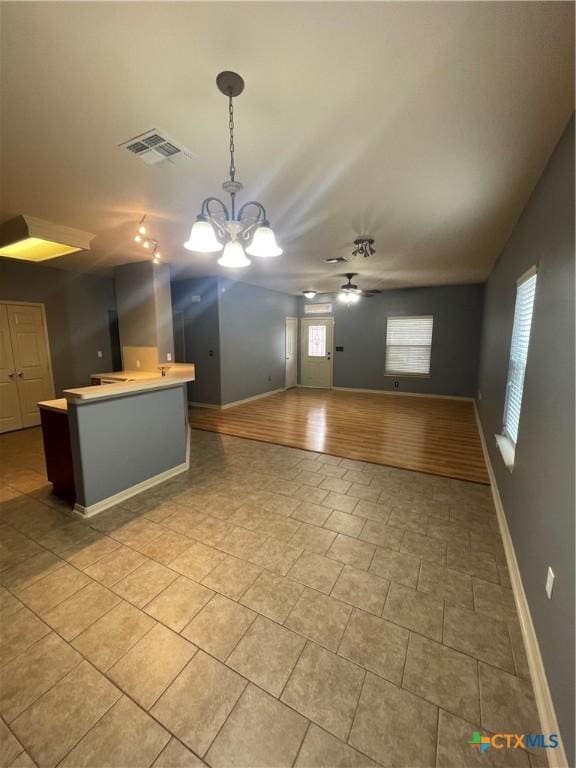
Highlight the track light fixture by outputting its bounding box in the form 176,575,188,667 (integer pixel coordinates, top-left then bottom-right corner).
134,216,147,243
351,237,375,259
132,215,165,264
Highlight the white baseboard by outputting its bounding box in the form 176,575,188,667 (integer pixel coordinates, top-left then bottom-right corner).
333,386,473,401
189,387,285,411
473,402,567,768
73,461,189,518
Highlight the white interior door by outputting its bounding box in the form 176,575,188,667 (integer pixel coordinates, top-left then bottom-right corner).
6,303,54,428
300,317,334,388
0,305,23,433
285,317,298,389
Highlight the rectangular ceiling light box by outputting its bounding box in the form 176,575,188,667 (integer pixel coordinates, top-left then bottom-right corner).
0,216,94,262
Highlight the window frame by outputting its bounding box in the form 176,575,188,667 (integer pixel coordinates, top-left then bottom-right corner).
496,265,538,470
304,303,333,315
384,315,434,378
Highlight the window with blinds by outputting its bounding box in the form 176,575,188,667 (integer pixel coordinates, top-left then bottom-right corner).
385,316,434,375
502,268,537,445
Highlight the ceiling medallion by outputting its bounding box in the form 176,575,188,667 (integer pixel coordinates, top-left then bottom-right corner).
184,71,282,269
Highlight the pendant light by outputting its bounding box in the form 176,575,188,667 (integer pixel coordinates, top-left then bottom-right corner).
184,72,283,268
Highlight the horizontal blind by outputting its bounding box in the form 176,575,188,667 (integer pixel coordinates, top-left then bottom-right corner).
503,272,537,444
385,316,433,375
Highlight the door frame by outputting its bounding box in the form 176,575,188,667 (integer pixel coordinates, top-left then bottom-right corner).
285,316,298,389
2,300,56,400
299,316,334,389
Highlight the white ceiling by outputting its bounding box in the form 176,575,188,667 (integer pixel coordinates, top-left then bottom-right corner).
0,1,573,295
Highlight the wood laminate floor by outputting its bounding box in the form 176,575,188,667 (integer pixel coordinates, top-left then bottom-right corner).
189,389,489,485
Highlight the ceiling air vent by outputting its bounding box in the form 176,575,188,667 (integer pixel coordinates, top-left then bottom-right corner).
119,129,194,166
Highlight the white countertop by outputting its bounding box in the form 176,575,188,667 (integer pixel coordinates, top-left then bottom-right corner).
38,398,68,413
65,364,195,404
91,370,159,381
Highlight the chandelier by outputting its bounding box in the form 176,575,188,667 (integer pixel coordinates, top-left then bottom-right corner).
184,71,282,268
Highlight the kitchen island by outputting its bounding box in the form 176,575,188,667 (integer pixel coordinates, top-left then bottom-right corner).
38,365,195,517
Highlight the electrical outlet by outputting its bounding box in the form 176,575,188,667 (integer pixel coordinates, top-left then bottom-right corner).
268,375,272,382
478,390,482,401
136,360,141,368
97,350,103,359
394,380,399,389
166,353,172,362
545,567,554,599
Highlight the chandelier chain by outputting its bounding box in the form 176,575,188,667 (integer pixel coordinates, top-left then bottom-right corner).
228,95,236,182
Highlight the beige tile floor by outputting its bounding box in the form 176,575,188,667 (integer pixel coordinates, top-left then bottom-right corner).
0,427,545,768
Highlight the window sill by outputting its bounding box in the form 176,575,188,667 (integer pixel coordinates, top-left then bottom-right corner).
495,434,515,472
383,373,431,379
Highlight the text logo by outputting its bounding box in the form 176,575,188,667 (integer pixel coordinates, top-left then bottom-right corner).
468,732,559,753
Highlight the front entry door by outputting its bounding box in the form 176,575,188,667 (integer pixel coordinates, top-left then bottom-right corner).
285,317,298,389
300,317,334,388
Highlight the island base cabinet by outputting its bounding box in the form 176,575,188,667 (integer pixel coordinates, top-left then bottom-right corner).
40,408,75,505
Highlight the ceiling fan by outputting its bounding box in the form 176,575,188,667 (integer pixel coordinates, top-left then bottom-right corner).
337,273,382,304
303,273,382,304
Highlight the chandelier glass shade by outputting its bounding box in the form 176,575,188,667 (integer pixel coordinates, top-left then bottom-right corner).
218,240,251,268
184,218,222,253
184,72,282,268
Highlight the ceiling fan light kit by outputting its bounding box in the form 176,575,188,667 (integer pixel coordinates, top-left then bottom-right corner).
184,71,282,269
302,290,317,299
338,291,361,305
337,272,382,305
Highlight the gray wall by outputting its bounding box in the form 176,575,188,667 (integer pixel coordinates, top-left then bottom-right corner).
0,259,116,393
153,263,176,363
477,115,574,762
69,384,188,507
114,261,174,363
115,262,158,350
171,277,222,405
218,278,299,405
307,284,484,397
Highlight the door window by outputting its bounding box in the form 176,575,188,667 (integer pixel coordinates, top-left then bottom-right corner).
308,325,327,357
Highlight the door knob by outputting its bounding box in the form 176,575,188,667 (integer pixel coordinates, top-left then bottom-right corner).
8,372,14,378
17,372,23,377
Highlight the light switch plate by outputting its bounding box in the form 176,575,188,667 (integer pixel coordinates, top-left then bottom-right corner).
545,566,554,599
97,350,103,358
166,353,172,361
